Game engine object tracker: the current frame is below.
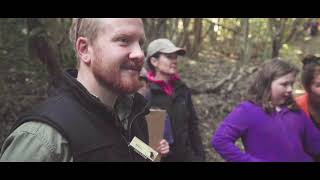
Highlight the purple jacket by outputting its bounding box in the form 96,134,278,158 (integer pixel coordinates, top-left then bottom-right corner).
212,101,320,162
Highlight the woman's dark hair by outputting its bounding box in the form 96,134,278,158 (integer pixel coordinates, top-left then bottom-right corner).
301,54,320,93
146,52,161,72
247,58,300,113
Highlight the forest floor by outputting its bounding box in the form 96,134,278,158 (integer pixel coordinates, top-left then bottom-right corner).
179,50,258,161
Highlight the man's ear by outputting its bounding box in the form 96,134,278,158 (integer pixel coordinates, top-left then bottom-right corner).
76,37,91,65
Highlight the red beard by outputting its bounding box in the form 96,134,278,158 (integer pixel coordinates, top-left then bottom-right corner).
92,58,143,95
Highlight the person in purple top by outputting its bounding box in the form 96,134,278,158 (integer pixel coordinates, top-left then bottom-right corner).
212,58,320,162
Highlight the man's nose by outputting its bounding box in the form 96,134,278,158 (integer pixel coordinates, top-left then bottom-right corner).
129,43,145,62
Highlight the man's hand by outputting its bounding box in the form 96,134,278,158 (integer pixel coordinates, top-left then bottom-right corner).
156,139,170,157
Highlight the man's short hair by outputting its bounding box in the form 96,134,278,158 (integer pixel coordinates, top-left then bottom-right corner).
69,18,104,67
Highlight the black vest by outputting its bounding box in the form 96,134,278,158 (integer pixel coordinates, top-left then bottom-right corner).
11,69,150,162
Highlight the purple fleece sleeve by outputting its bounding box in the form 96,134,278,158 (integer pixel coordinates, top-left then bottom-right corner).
212,103,263,162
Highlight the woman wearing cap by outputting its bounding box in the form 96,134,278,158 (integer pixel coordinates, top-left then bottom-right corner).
144,38,205,162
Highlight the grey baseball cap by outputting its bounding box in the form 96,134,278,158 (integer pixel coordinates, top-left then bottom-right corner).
146,38,186,62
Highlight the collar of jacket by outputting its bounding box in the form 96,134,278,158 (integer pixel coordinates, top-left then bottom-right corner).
149,79,186,95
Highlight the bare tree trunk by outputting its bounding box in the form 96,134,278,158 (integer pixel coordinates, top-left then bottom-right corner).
27,18,62,89
142,18,155,43
285,18,301,43
190,18,203,59
143,18,169,43
208,18,219,48
240,18,250,63
177,18,191,49
168,18,180,41
270,18,287,58
155,18,168,38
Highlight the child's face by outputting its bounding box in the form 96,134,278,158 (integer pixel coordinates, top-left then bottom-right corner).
270,73,296,106
310,74,320,97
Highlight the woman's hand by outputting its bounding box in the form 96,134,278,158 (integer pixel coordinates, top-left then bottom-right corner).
156,139,170,157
